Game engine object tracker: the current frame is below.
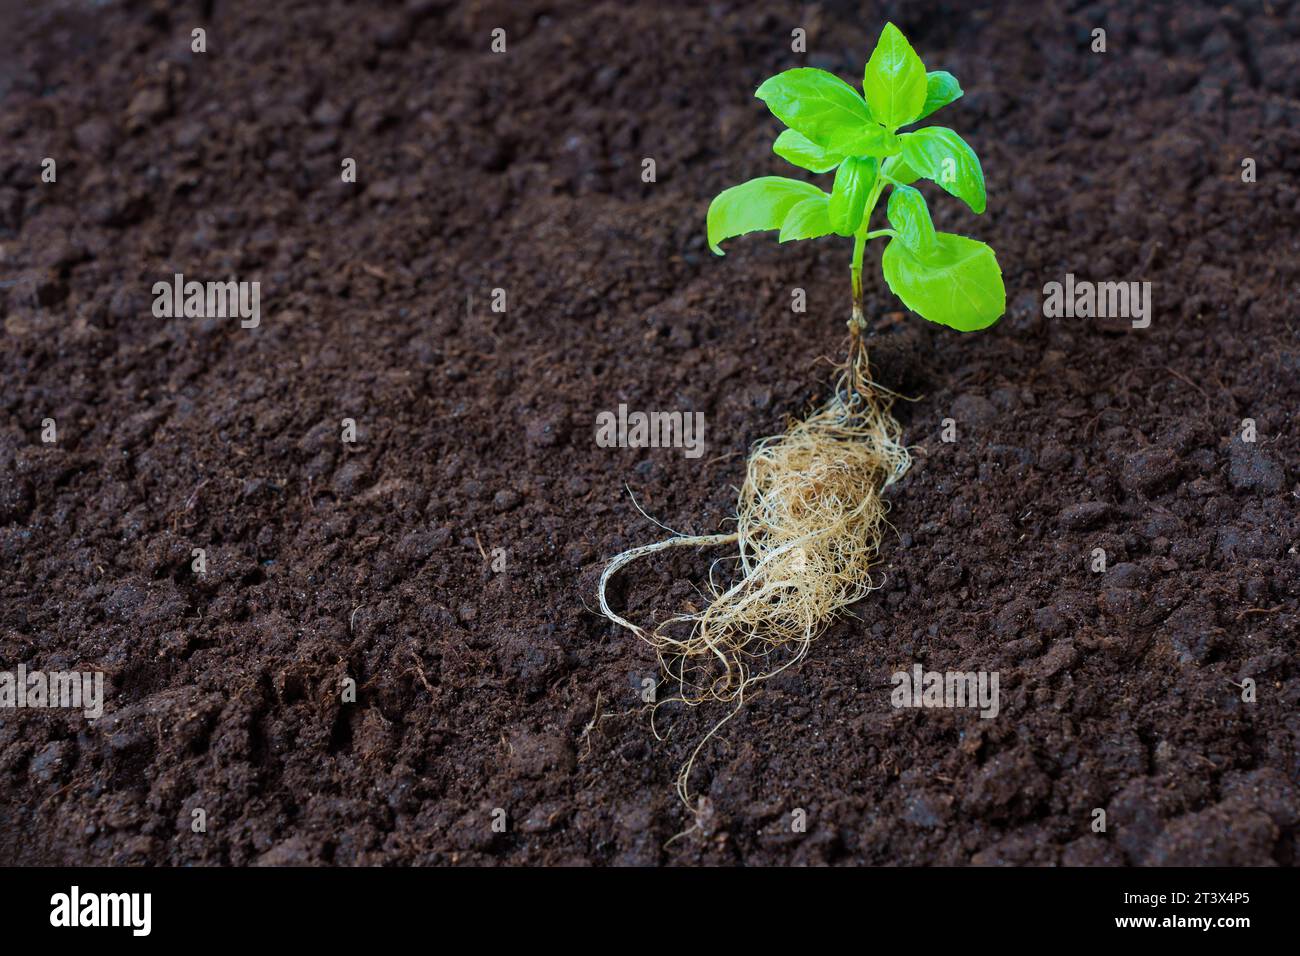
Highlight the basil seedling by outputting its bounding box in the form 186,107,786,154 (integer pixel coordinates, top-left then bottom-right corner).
600,23,1005,814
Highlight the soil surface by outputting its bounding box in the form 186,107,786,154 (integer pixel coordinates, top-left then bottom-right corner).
1,0,1297,866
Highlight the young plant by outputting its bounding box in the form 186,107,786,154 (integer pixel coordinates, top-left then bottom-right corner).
599,23,1005,814
708,21,1004,346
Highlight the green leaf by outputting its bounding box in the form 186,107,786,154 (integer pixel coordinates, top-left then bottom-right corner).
915,71,963,122
779,195,834,242
898,127,986,213
886,184,936,255
881,232,1005,331
828,156,876,236
883,154,921,186
833,125,902,157
756,68,874,152
706,176,826,255
863,22,928,129
772,129,845,174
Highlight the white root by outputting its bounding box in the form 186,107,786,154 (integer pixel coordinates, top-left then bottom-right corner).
597,345,911,808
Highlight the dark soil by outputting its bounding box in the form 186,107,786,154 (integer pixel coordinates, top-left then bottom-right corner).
1,0,1297,866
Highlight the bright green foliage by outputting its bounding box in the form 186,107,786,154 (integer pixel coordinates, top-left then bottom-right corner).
917,71,963,122
755,69,896,155
779,195,833,242
897,126,985,213
706,22,1004,332
882,234,1003,332
862,23,927,129
772,130,844,174
829,156,876,235
707,177,824,255
885,185,935,255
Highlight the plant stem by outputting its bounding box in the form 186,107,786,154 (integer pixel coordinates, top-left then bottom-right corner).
842,169,896,401
850,233,865,334
848,171,888,339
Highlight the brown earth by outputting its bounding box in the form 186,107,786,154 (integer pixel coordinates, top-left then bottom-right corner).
0,0,1297,866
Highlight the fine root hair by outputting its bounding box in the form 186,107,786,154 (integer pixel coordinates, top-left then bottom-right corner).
597,344,911,808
